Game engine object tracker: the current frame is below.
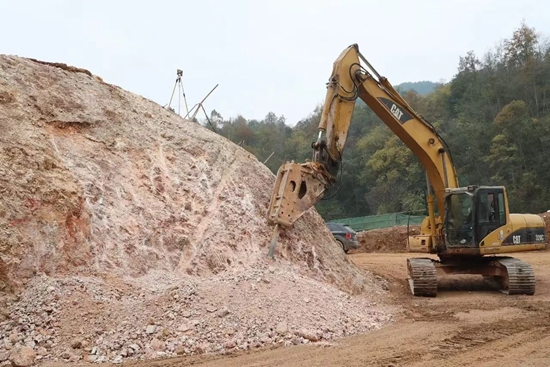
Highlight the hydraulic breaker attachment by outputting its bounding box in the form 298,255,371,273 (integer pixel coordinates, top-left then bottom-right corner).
266,161,331,227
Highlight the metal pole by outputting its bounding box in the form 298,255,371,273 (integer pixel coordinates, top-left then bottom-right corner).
182,85,190,116
191,84,219,121
183,104,199,120
263,151,275,164
168,80,178,110
178,81,181,115
201,104,217,132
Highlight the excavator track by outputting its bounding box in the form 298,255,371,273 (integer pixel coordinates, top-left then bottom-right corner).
407,258,437,297
494,257,536,295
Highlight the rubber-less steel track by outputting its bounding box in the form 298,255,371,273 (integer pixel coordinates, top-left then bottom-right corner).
407,258,437,297
496,257,536,295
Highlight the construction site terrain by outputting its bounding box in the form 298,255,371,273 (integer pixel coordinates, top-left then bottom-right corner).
2,55,550,367
76,250,550,367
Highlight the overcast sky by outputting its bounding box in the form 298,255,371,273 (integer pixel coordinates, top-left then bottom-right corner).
1,0,549,125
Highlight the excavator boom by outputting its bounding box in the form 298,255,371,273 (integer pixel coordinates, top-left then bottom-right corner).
267,44,458,243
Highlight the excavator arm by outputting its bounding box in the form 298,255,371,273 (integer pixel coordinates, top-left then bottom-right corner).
267,44,459,250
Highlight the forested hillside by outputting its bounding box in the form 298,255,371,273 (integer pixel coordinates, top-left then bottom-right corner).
203,22,550,220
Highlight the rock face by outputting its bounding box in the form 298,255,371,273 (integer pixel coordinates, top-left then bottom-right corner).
0,55,392,363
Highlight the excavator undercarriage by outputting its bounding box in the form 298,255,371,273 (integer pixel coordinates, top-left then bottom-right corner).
407,256,536,297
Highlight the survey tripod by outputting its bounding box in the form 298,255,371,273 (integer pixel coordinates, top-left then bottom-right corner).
166,69,189,116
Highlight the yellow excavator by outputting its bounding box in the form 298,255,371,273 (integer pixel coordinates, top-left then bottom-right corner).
266,44,547,297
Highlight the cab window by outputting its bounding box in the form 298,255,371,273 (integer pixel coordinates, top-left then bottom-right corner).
478,192,496,223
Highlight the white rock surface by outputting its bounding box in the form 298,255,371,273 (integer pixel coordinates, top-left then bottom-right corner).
0,55,392,363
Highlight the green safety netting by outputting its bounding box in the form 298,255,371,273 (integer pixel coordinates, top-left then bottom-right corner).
330,212,425,232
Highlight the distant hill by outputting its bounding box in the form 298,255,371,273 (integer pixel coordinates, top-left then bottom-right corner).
396,81,437,95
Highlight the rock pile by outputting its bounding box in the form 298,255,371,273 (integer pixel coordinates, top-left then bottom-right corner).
1,267,391,364
0,55,392,364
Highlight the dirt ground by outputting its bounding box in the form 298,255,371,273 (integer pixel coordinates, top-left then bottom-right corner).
50,250,550,367
354,226,420,253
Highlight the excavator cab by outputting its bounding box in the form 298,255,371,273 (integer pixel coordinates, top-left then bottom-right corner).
444,189,474,247
443,186,507,249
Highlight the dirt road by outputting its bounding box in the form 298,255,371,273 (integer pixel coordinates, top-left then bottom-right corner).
68,251,550,367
